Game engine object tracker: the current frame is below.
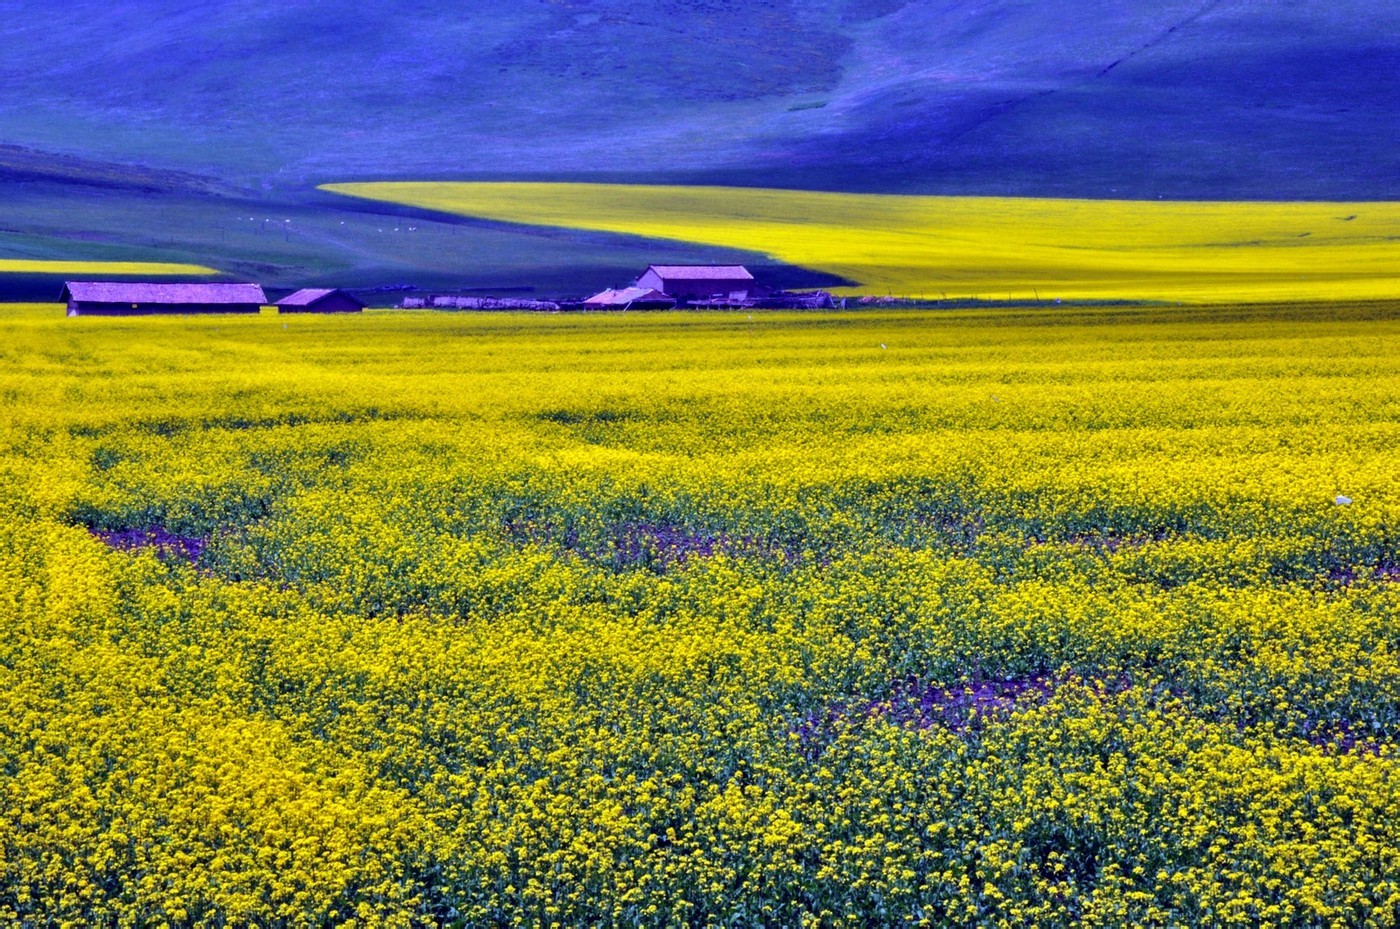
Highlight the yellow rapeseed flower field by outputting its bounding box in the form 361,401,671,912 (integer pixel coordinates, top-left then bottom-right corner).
1,301,1398,925
323,182,1400,304
0,259,219,275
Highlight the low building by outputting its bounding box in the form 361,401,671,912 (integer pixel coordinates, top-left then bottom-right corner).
636,265,754,304
63,282,267,316
275,288,366,314
425,295,561,311
583,287,677,310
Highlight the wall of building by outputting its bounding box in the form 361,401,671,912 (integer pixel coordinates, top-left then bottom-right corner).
68,302,263,316
279,295,363,313
638,271,750,302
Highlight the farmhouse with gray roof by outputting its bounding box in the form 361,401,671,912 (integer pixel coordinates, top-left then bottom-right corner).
275,288,365,314
62,282,267,316
636,265,754,304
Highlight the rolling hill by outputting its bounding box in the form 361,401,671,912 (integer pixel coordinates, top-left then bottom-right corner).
327,182,1400,303
2,0,1396,198
0,1,1396,293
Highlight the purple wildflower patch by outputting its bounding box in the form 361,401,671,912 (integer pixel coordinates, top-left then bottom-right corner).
797,674,1063,757
92,527,207,563
610,521,725,568
1328,559,1400,585
503,514,808,570
880,675,1059,732
1298,715,1389,756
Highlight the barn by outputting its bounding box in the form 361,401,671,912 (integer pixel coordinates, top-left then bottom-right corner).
635,265,754,304
583,286,677,310
275,288,366,314
63,282,267,317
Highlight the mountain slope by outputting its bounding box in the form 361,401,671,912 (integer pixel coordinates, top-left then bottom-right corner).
326,181,1400,303
0,147,848,299
0,0,1396,199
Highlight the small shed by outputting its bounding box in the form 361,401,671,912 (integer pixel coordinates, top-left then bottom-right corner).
636,265,754,303
583,286,677,310
275,288,366,314
63,282,267,316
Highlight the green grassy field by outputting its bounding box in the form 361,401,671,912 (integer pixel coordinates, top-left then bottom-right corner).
2,301,1399,925
327,182,1400,303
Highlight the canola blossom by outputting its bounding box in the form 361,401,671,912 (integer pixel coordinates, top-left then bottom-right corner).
322,182,1400,304
1,301,1399,926
0,259,220,276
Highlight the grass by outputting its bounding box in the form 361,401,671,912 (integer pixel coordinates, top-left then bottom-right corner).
324,182,1400,304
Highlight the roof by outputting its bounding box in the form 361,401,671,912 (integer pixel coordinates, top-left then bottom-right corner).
62,281,267,305
644,265,754,281
584,286,675,306
275,287,366,307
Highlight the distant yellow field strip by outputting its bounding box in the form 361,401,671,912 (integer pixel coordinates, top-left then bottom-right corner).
323,182,1400,303
0,259,219,275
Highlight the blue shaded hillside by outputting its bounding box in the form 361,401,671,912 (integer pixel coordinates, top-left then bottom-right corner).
0,0,1395,199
